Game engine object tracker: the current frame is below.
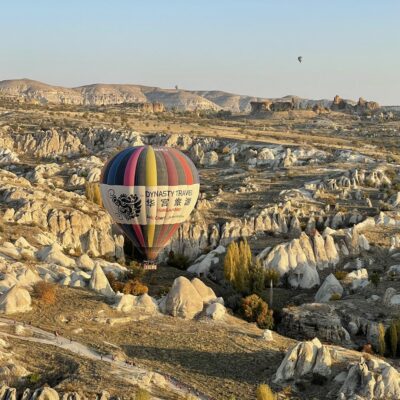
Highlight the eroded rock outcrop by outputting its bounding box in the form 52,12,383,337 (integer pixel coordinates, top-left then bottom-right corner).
89,265,115,297
315,274,343,303
0,285,32,314
165,277,204,319
274,338,331,382
279,303,351,344
336,357,400,400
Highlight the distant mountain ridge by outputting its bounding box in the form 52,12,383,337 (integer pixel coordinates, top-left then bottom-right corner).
0,78,334,112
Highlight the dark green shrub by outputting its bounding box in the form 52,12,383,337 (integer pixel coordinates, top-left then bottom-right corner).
28,372,41,384
369,271,380,288
378,323,386,356
250,260,265,294
167,251,190,270
390,322,398,357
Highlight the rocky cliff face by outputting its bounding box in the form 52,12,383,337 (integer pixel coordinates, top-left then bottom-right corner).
331,95,380,114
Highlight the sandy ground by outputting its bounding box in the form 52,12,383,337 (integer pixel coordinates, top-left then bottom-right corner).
7,287,296,400
0,317,208,400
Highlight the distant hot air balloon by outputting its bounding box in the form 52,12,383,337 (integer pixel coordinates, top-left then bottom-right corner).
100,146,200,268
298,56,303,63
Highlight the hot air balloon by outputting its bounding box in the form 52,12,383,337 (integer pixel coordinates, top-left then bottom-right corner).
100,145,200,269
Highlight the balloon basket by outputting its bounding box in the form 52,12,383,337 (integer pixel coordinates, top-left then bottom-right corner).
143,261,157,271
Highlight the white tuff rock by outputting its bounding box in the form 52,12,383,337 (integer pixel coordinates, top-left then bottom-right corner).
274,338,331,382
315,274,343,302
88,265,115,297
165,276,203,319
205,302,226,320
0,285,32,314
337,357,400,400
191,278,217,303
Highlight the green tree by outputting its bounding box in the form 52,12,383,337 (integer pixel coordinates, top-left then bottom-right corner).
250,259,265,295
369,271,380,288
236,239,251,291
223,239,253,292
224,242,237,283
390,321,398,357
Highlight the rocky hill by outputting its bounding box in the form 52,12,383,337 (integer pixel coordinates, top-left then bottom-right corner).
0,79,82,105
0,78,339,112
0,79,222,111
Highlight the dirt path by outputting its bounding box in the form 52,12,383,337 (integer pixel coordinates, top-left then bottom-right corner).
0,318,211,400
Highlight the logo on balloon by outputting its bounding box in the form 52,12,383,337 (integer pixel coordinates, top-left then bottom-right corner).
109,189,142,221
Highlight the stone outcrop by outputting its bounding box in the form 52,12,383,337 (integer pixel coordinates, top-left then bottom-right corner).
187,245,225,276
274,338,331,382
0,176,124,259
336,357,400,400
250,101,272,114
0,148,19,165
114,293,158,314
37,244,75,267
315,274,343,302
354,97,380,113
0,285,32,314
331,95,354,112
165,277,204,319
250,99,295,114
205,302,226,320
383,287,400,306
344,268,369,290
388,192,400,207
258,231,342,288
330,95,379,114
279,303,351,344
190,278,217,303
89,265,115,297
270,100,295,112
30,387,60,400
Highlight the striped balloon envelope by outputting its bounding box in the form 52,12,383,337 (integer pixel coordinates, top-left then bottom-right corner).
100,145,200,262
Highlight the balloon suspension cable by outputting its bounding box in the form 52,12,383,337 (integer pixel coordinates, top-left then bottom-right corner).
143,260,157,271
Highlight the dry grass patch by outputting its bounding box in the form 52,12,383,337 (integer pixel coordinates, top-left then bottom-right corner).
33,282,57,305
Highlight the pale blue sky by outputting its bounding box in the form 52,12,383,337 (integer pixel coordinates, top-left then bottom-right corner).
1,0,399,104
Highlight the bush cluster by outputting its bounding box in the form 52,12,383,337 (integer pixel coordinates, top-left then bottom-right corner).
242,294,274,329
106,272,148,296
33,281,57,305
